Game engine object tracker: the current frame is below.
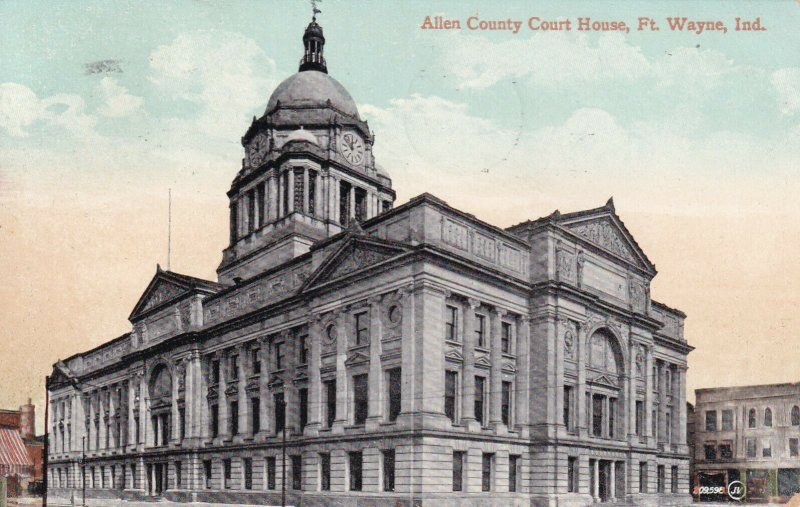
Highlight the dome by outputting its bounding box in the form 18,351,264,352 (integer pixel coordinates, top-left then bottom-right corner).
285,127,319,145
266,71,360,119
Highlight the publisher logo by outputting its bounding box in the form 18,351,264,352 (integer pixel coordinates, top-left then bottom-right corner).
728,480,745,501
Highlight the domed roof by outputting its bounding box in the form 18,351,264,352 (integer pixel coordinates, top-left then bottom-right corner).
266,70,360,119
285,127,319,145
375,163,390,179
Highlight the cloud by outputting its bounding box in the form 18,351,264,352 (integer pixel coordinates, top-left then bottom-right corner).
84,60,123,75
0,83,96,138
96,76,143,118
772,68,800,115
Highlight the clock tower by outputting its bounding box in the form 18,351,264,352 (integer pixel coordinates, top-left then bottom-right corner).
218,17,395,284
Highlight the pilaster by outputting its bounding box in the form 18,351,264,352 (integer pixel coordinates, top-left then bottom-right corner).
366,296,384,431
461,298,480,431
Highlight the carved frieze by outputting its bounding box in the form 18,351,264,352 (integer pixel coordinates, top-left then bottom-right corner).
628,278,648,314
556,241,576,284
569,218,636,263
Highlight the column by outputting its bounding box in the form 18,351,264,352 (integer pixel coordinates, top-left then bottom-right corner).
305,314,323,436
258,340,271,435
99,389,107,450
329,175,339,224
218,352,229,440
554,318,565,433
659,361,667,445
268,173,278,222
171,365,180,443
610,462,616,500
287,169,295,214
303,167,310,213
461,299,480,431
593,460,600,501
366,296,384,431
398,286,416,419
315,171,324,219
489,308,505,432
349,185,355,220
677,366,688,446
283,331,300,434
577,324,588,437
333,310,349,433
514,317,530,436
237,345,249,437
127,380,136,448
186,352,201,441
627,341,637,442
237,197,246,238
644,347,654,446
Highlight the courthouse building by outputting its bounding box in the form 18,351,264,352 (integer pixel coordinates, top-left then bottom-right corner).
46,17,692,507
691,383,800,503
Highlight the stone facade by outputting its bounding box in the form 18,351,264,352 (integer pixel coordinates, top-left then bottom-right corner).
691,383,800,503
46,18,692,507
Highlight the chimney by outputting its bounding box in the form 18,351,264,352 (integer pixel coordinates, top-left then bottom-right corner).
19,398,35,440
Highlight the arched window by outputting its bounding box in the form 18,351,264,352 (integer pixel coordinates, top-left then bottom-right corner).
588,329,623,375
792,406,800,426
748,408,757,428
764,408,773,427
149,364,173,447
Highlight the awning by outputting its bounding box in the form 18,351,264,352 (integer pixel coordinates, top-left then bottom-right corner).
0,427,33,476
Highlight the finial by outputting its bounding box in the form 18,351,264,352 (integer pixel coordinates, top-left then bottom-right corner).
606,197,615,211
311,0,321,21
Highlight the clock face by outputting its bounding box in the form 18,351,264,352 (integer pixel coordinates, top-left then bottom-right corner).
340,132,364,165
248,133,269,167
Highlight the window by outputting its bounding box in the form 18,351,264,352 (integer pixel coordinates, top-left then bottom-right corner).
325,380,336,427
230,401,239,435
474,376,486,425
257,182,265,227
501,381,512,426
179,407,185,440
481,453,493,492
353,374,369,425
210,404,219,437
387,368,402,422
746,438,757,458
299,332,308,364
704,443,717,461
657,465,665,493
247,188,256,233
251,348,261,375
339,181,351,226
243,458,252,490
719,442,733,460
705,410,718,432
501,322,512,353
765,408,773,427
250,397,260,434
790,438,799,458
445,306,458,341
203,460,211,489
793,406,800,426
101,466,105,488
652,409,657,439
354,187,367,222
349,451,363,491
382,200,391,213
223,459,232,489
275,342,284,370
592,394,604,437
671,466,679,493
230,198,238,242
230,354,239,380
722,409,734,431
568,456,577,492
270,393,285,435
453,451,465,492
308,170,317,215
293,167,304,212
639,462,648,493
563,386,573,430
355,312,369,345
299,388,308,428
665,410,671,443
509,455,519,493
635,400,644,436
291,455,302,490
748,408,757,428
763,439,772,458
609,398,617,438
131,463,138,489
445,371,458,423
212,359,220,384
266,457,276,490
320,453,331,491
475,314,486,347
383,449,395,492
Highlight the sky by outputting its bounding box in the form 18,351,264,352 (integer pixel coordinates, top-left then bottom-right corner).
2,0,800,433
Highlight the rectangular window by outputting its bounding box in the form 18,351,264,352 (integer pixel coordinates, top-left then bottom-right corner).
639,462,648,493
383,449,396,492
671,465,679,493
349,451,363,491
475,314,486,347
387,368,402,422
132,463,138,489
230,199,238,243
243,458,252,490
791,438,799,457
275,342,284,370
445,305,458,341
266,457,276,490
382,200,391,213
257,182,265,228
719,442,733,460
275,393,285,433
501,322,512,353
636,400,644,436
179,407,185,441
100,466,105,488
212,359,220,384
325,380,336,427
445,371,458,423
355,312,369,345
353,374,369,425
705,410,718,432
657,465,665,493
509,455,519,493
308,170,316,215
135,416,140,444
251,348,261,375
299,332,308,364
665,410,672,443
453,451,465,492
481,453,493,492
223,459,232,489
475,376,486,425
746,438,757,458
299,388,308,428
320,453,331,491
592,394,604,437
251,397,260,434
210,404,219,437
230,354,239,380
291,455,302,490
651,409,657,439
501,381,512,426
339,181,351,227
230,401,239,435
568,456,577,493
763,439,772,458
293,167,304,212
354,187,367,222
722,409,734,431
203,460,211,489
247,188,256,233
609,398,617,438
563,386,573,430
704,443,717,461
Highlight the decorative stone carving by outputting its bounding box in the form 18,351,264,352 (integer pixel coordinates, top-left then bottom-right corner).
569,218,636,263
142,281,184,312
628,278,647,313
576,251,585,287
556,241,576,283
564,330,575,358
635,345,646,375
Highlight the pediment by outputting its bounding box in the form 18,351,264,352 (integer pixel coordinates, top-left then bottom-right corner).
502,362,517,374
589,374,618,388
129,267,221,322
475,356,492,369
344,350,370,367
48,361,77,389
302,236,410,292
562,212,655,274
445,349,464,363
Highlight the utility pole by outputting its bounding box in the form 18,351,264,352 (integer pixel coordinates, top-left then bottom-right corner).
43,376,49,507
81,437,86,507
280,396,286,507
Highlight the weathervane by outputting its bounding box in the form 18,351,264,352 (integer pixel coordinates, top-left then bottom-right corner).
310,0,321,21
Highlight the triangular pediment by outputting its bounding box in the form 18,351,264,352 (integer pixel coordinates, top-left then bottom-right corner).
344,350,370,366
445,349,464,363
502,362,517,374
561,207,655,274
302,235,410,292
590,374,618,388
48,361,77,389
129,267,221,322
475,356,492,369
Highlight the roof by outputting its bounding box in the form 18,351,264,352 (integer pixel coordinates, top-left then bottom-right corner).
265,70,360,120
0,427,33,472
